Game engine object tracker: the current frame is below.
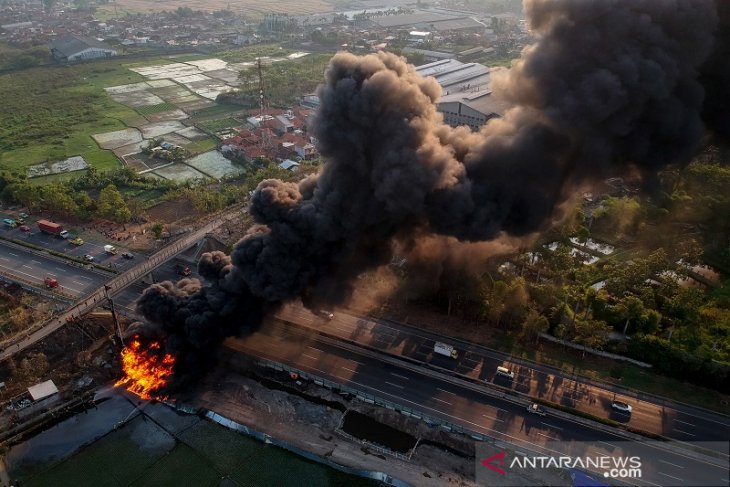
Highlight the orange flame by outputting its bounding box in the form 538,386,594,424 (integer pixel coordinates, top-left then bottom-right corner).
115,338,175,400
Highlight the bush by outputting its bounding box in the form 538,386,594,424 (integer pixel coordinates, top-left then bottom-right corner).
626,334,730,393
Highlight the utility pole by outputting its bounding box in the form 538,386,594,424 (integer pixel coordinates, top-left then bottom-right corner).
104,285,124,347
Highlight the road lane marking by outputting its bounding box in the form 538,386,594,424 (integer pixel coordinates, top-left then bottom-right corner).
641,480,662,487
385,381,404,389
536,432,558,440
307,346,324,352
432,397,452,406
437,388,457,395
302,354,318,360
673,419,696,427
341,366,357,373
390,372,410,380
77,275,93,281
482,414,505,423
541,422,563,430
673,428,696,437
658,460,684,469
55,267,65,272
657,472,683,481
72,281,84,285
600,441,619,449
22,264,32,269
8,253,17,257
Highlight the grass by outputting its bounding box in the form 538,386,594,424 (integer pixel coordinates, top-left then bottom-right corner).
0,60,145,173
198,117,241,132
494,331,730,414
192,103,244,119
184,137,218,155
135,102,178,115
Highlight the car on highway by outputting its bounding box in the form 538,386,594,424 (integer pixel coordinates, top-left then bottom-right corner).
3,218,17,228
175,264,191,276
69,237,84,246
495,366,515,380
315,310,334,320
44,277,59,288
611,401,632,414
16,216,25,224
83,254,94,262
18,225,30,232
526,402,547,416
121,252,134,259
19,212,28,219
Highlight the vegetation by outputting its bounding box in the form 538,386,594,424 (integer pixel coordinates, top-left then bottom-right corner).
0,44,50,71
410,153,730,395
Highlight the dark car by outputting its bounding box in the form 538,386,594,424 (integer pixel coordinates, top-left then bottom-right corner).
19,225,31,232
121,252,134,259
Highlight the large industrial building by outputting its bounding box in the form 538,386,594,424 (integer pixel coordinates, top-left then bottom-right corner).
49,35,117,62
416,59,511,131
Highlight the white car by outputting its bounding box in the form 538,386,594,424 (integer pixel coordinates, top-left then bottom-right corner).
83,254,94,262
611,401,632,413
316,310,334,320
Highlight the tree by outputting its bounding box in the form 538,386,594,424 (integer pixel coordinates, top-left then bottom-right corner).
151,222,164,239
574,319,611,356
617,296,646,335
521,309,550,344
97,184,131,223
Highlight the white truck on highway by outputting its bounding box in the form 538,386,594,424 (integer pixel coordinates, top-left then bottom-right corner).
433,342,458,359
104,245,117,255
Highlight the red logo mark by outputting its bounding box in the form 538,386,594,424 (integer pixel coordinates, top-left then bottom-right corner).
481,451,507,475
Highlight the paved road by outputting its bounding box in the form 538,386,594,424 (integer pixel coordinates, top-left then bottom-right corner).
229,320,729,487
0,241,109,297
276,304,730,443
0,218,137,272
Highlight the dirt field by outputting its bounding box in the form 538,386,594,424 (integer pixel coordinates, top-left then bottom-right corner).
99,0,335,17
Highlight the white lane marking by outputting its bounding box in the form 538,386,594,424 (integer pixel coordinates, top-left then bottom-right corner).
657,472,683,481
600,441,619,449
47,273,56,277
72,281,84,286
641,480,662,487
22,264,32,269
307,346,324,352
658,459,684,469
302,354,318,360
437,388,457,395
673,428,696,437
55,267,65,272
540,422,563,430
8,252,18,257
432,397,452,406
482,414,505,423
673,418,696,427
348,359,364,366
536,432,558,440
77,275,93,281
390,372,410,380
31,260,41,264
385,381,405,389
341,366,357,373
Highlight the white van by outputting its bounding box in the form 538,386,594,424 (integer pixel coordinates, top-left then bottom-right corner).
495,366,514,379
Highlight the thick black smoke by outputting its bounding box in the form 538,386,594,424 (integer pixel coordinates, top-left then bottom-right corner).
134,0,724,392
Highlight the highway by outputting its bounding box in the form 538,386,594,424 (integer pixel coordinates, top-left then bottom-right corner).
0,242,109,297
227,320,729,487
276,304,730,443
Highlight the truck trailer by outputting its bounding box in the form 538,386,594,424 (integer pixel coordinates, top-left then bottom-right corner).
433,342,459,359
37,220,64,236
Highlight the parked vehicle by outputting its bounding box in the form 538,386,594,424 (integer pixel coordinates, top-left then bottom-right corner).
103,245,117,255
37,220,64,236
19,212,28,219
59,230,70,239
433,342,459,359
315,310,334,320
611,401,632,414
69,237,84,246
19,225,30,232
121,252,134,259
44,277,59,288
175,264,191,276
3,218,17,228
16,217,25,224
526,403,547,416
495,366,515,379
83,254,94,262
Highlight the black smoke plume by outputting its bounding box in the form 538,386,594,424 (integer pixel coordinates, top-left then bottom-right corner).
133,0,724,392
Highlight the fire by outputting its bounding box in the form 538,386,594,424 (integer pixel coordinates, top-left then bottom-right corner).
115,338,175,400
